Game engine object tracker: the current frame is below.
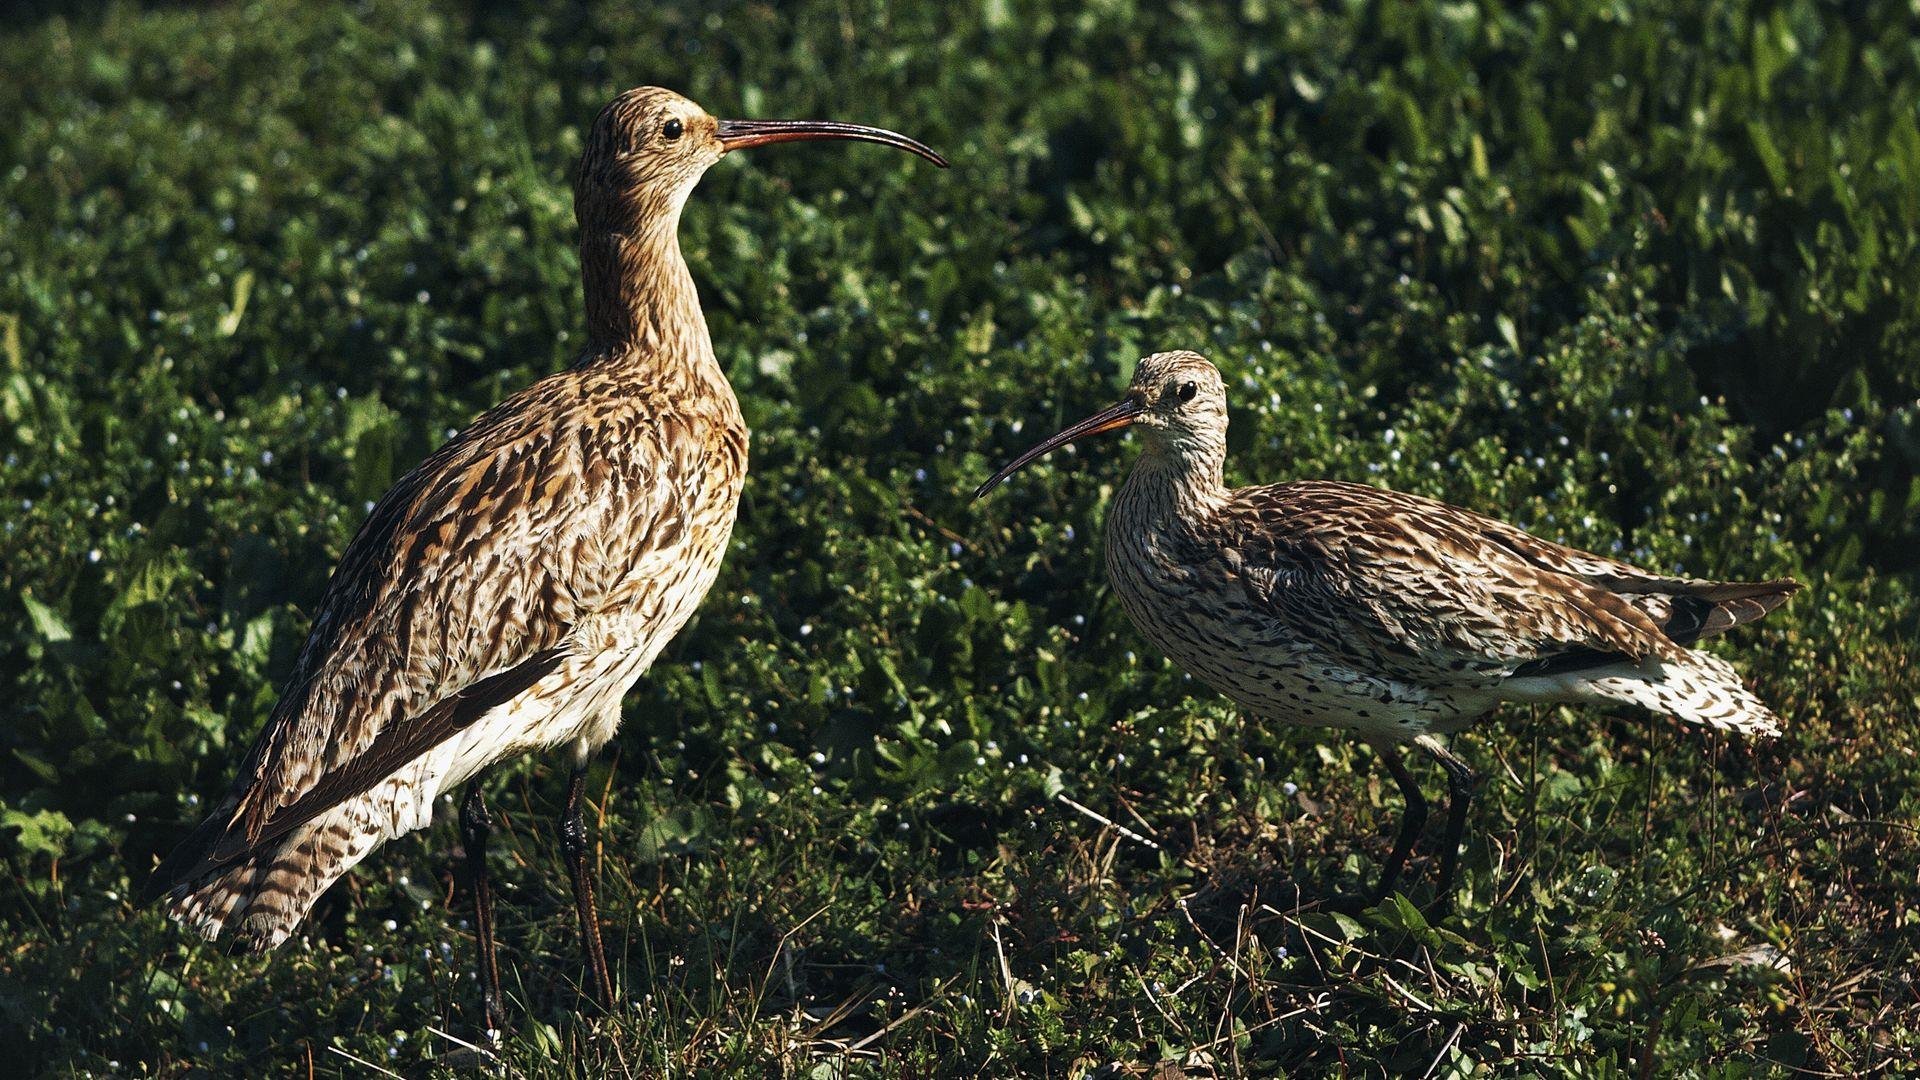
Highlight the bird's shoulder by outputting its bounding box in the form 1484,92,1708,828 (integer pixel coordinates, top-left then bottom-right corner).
1209,479,1477,571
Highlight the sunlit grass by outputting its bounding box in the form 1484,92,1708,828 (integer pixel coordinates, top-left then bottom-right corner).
2,0,1916,1074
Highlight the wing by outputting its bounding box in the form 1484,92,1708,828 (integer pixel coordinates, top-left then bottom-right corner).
1215,480,1790,683
1438,508,1798,647
145,366,683,898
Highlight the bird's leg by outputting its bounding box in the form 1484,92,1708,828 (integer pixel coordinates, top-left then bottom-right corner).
560,763,613,1012
1371,740,1428,903
459,778,506,1035
1416,734,1479,915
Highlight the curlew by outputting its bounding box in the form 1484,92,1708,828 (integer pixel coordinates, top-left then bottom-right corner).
142,87,945,1029
976,350,1795,910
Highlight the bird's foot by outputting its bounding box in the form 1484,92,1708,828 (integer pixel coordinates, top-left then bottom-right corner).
475,988,508,1042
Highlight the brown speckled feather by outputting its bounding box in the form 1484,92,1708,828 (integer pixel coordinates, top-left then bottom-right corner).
1213,479,1695,679
987,351,1796,744
148,85,945,952
979,349,1797,905
145,87,751,945
230,357,740,833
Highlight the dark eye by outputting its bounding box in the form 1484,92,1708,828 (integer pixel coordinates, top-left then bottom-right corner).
661,118,684,141
1177,381,1197,403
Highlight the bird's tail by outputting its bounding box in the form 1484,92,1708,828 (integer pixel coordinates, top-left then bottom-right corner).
1608,577,1800,645
1510,649,1784,736
154,800,384,952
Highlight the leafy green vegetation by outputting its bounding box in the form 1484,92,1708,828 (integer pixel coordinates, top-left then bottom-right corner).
4,0,1917,1074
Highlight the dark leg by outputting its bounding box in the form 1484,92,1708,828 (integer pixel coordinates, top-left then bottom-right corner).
1417,735,1478,914
560,763,613,1011
1372,741,1428,902
459,778,505,1034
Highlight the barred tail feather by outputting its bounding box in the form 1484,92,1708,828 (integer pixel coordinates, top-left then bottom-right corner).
1615,578,1801,645
1508,650,1784,736
163,800,385,952
149,708,518,950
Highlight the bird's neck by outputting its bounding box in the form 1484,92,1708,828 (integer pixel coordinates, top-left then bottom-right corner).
577,208,716,373
1123,439,1229,520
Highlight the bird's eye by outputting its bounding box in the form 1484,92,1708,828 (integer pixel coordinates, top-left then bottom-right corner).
661,118,684,141
1177,381,1198,403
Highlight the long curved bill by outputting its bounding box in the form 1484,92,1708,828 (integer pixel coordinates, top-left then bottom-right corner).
973,398,1144,500
717,118,948,167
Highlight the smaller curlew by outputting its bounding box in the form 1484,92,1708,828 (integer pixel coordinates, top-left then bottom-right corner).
976,350,1796,910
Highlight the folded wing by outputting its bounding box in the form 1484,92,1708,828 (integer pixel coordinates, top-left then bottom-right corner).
1219,480,1796,684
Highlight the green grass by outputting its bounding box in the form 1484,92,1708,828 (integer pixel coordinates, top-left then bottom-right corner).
4,0,1918,1074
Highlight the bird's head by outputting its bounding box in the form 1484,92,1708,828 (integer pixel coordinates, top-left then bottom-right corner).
974,351,1229,499
1122,351,1229,446
575,86,946,235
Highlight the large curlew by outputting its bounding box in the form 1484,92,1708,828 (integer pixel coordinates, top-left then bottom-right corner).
976,350,1795,910
142,87,945,1029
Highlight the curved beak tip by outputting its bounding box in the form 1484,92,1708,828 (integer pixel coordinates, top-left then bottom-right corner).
971,399,1142,501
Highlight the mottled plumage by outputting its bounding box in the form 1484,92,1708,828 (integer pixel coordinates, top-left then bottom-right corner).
979,350,1796,906
143,87,943,1026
